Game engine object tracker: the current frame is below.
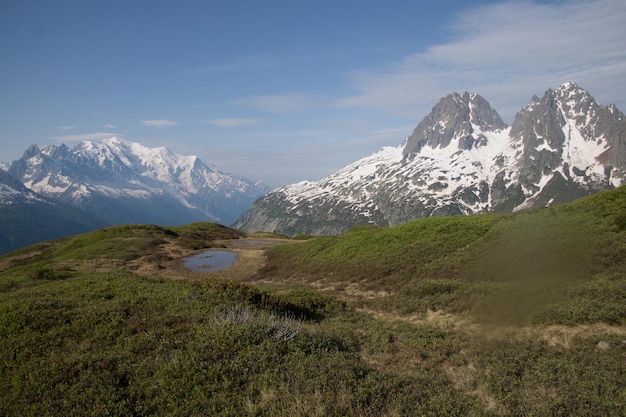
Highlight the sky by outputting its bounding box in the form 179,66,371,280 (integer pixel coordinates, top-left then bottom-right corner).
1,0,625,188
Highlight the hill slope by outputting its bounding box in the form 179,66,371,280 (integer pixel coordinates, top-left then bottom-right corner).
257,185,626,325
0,190,624,416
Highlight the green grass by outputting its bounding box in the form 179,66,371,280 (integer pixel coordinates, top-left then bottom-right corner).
1,188,625,415
0,222,242,276
4,270,623,416
260,214,502,288
0,270,483,416
259,186,626,325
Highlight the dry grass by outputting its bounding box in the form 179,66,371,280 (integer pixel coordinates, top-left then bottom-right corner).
358,306,626,346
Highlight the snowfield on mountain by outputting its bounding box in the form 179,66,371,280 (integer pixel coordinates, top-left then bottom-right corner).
234,82,626,236
7,137,269,226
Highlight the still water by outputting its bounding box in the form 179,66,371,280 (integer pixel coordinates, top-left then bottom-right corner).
183,250,237,272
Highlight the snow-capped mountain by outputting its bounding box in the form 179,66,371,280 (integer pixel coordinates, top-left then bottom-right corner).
8,137,270,226
234,82,626,236
0,169,107,254
0,167,45,207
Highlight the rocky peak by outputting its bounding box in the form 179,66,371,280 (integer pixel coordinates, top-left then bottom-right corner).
42,143,71,159
510,86,567,152
9,145,43,180
403,92,506,157
553,81,589,102
553,82,605,125
510,82,624,163
22,144,41,159
501,82,626,197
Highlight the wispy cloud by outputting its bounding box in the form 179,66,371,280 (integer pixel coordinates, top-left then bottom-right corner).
200,118,263,128
102,123,116,129
48,132,120,144
58,125,75,130
236,92,324,114
337,0,626,121
141,119,178,128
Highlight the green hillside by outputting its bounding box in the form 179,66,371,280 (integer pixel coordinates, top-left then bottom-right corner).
1,188,625,416
259,186,626,325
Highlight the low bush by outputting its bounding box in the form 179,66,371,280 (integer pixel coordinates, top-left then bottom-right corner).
1,187,625,415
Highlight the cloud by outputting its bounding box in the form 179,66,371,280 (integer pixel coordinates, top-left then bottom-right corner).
102,123,116,129
58,125,75,130
141,119,178,128
236,92,324,114
48,132,120,144
200,118,263,128
337,0,626,122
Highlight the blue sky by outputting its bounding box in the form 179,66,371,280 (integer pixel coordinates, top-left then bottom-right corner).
1,0,625,188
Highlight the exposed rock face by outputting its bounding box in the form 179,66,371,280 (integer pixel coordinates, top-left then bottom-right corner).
234,83,626,236
500,82,626,209
403,92,507,155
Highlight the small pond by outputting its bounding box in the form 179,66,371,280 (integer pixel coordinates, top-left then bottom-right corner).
183,250,237,272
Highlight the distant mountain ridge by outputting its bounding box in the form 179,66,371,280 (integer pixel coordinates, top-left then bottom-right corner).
0,169,107,254
234,82,626,235
7,137,270,226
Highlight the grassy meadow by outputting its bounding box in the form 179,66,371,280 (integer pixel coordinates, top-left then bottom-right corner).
1,188,625,416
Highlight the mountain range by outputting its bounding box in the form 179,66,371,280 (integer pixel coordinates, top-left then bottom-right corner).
0,169,107,254
234,82,626,235
2,82,624,251
6,137,269,226
1,138,269,253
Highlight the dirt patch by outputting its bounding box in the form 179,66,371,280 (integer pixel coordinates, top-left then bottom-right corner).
0,241,61,272
125,238,198,276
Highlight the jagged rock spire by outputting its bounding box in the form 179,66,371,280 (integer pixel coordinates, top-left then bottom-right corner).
403,92,506,157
